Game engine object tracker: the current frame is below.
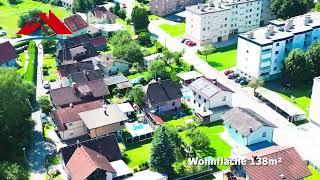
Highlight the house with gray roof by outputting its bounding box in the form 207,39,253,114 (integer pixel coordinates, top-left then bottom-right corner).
188,77,233,123
78,104,128,138
223,107,276,146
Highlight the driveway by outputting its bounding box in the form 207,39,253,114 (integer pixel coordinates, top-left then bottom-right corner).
28,40,56,180
149,21,320,169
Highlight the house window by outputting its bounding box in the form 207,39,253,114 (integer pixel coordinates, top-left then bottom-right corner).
193,91,196,95
262,132,266,137
222,96,226,101
120,121,124,125
199,95,201,99
172,102,176,106
275,51,279,55
204,99,207,103
276,43,280,46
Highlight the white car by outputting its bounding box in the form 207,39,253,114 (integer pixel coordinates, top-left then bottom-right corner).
0,31,6,36
43,81,51,89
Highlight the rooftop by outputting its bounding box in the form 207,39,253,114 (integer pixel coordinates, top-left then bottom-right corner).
64,14,88,32
243,146,311,180
104,74,129,86
177,71,204,81
146,80,182,105
0,41,17,64
239,12,320,45
223,107,276,137
79,105,128,129
117,103,134,113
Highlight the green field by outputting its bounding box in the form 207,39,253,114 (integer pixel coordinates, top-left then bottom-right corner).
116,19,135,36
125,140,152,168
43,54,58,81
16,52,27,75
159,23,186,37
198,44,237,70
179,121,232,170
306,165,320,180
0,0,71,38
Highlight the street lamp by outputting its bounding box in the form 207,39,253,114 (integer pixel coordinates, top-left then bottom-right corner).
22,147,27,163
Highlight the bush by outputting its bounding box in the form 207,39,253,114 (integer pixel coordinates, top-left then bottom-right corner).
138,162,149,171
38,96,52,115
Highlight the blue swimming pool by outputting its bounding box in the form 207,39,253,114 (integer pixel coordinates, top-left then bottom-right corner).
133,123,144,131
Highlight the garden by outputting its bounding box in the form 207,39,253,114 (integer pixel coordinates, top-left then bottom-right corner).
198,44,237,71
0,0,71,38
43,54,59,82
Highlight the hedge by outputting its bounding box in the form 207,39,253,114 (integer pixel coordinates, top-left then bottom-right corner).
24,41,37,83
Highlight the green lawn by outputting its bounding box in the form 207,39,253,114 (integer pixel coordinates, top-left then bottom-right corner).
198,44,237,70
127,71,150,80
46,155,61,167
0,0,71,38
159,23,186,37
116,19,135,36
24,43,36,82
125,140,152,168
164,115,194,127
43,123,54,140
306,165,320,180
179,121,232,170
43,54,58,82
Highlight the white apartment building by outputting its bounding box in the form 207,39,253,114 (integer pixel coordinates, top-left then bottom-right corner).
310,77,320,126
186,0,263,45
237,12,320,80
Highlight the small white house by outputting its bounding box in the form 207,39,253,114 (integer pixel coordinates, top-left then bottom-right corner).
88,6,118,24
223,107,276,146
188,77,233,123
95,54,130,76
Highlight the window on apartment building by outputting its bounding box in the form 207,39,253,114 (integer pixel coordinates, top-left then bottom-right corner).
172,102,176,106
246,50,249,53
246,16,248,19
275,51,279,55
120,121,124,125
199,95,201,99
276,43,280,46
203,28,205,31
249,21,251,24
225,24,227,27
204,99,207,103
222,96,226,101
225,17,227,21
193,91,196,95
250,9,252,12
274,67,277,71
262,132,266,137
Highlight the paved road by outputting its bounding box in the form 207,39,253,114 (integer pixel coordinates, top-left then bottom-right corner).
149,20,320,168
28,40,55,180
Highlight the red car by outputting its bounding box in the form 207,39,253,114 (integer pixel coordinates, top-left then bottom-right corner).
224,70,234,75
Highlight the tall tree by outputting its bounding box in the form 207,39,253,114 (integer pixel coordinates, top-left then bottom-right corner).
17,9,42,28
113,41,144,64
150,126,177,175
271,0,314,19
126,85,145,106
283,49,310,83
249,78,264,93
38,96,52,115
0,68,34,161
201,44,216,62
186,129,210,153
0,161,28,179
131,6,150,32
148,59,167,79
306,41,320,78
113,2,121,16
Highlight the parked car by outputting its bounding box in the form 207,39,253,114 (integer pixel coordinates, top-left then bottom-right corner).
228,73,239,79
235,76,246,83
121,3,127,8
43,81,51,89
40,113,48,123
0,31,6,37
224,70,234,76
240,79,249,85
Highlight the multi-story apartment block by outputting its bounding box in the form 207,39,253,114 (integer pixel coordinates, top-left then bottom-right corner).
150,0,203,17
310,77,320,126
237,12,320,80
186,0,262,45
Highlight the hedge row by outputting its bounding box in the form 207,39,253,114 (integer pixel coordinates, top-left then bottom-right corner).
24,41,37,83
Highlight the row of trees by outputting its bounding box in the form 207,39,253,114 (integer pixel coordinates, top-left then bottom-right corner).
271,0,315,19
283,41,320,84
0,68,35,179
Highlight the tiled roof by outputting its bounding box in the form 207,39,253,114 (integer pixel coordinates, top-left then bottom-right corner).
104,74,129,86
53,100,103,131
59,60,95,77
90,36,107,47
66,145,116,180
223,107,276,137
61,134,122,164
0,41,17,64
64,14,88,32
50,86,81,107
69,70,103,84
243,146,311,180
146,80,182,105
91,6,118,21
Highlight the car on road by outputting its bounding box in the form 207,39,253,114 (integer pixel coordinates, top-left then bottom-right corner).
181,38,189,43
235,76,246,83
240,79,249,85
224,69,234,76
40,113,48,123
43,81,51,89
228,72,239,79
185,40,196,47
0,31,6,37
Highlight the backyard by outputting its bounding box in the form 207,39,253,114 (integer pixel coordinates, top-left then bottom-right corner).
265,82,312,116
159,23,186,37
125,140,152,169
198,44,237,71
43,54,58,82
179,121,232,170
0,0,71,38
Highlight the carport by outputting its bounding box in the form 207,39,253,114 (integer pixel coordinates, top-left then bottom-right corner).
256,88,306,122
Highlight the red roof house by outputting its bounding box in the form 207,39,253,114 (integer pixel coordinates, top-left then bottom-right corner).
0,41,17,67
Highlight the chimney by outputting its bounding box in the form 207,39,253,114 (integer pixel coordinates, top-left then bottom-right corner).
76,140,80,147
249,128,253,132
104,108,108,116
203,106,207,112
265,31,270,39
247,31,254,39
279,174,286,179
200,4,205,11
69,103,74,108
217,2,222,8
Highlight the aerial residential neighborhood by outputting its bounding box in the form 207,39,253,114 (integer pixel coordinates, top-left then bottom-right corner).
1,0,320,179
